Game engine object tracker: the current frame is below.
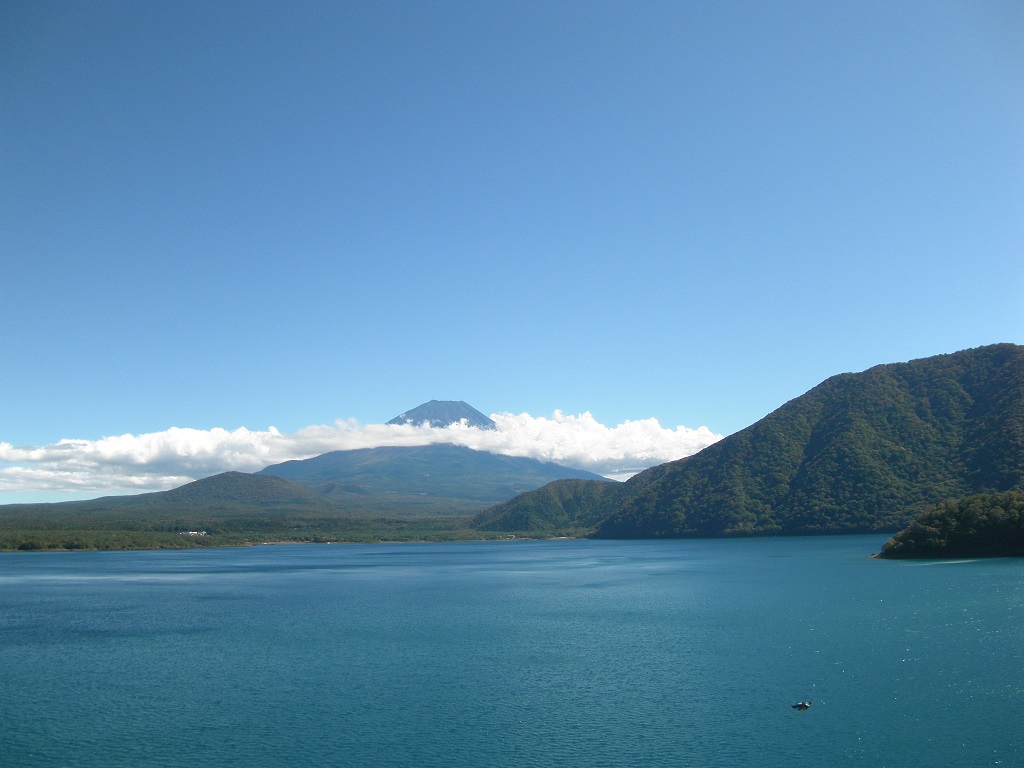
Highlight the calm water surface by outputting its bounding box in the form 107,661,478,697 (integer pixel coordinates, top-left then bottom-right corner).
2,536,1021,767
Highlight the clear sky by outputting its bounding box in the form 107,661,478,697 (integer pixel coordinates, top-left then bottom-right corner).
2,1,1022,502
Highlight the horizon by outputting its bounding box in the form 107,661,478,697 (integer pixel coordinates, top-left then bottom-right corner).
0,400,726,504
3,2,1021,503
3,342,1018,505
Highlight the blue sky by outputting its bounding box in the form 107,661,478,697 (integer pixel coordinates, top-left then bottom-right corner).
2,1,1022,502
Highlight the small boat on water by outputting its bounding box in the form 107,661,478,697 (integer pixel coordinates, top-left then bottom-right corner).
791,701,813,711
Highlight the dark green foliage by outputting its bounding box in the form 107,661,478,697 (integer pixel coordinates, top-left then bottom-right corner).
878,492,1024,558
472,479,628,531
591,344,1023,538
0,512,572,550
0,501,545,550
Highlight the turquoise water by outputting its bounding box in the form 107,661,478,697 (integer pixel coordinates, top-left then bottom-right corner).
2,537,1021,767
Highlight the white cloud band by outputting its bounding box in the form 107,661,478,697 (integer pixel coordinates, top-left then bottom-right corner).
0,411,722,499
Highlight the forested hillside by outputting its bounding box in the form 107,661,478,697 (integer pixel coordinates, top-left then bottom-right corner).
594,344,1023,537
478,345,1023,538
877,492,1024,558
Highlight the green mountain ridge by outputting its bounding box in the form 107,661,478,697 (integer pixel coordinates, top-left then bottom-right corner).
480,344,1024,538
257,444,608,512
472,479,628,531
0,442,611,550
82,471,337,509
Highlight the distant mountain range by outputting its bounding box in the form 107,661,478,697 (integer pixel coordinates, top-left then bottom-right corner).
5,348,1023,551
1,401,604,519
477,344,1024,537
43,440,607,519
255,444,606,515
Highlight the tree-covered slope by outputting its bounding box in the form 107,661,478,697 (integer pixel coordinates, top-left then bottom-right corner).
151,471,338,507
877,492,1024,558
469,460,676,532
471,479,627,531
591,344,1023,538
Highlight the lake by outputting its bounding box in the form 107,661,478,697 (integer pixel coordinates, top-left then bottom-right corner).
2,536,1021,767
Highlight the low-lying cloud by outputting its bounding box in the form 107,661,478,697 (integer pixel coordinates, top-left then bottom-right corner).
0,411,723,500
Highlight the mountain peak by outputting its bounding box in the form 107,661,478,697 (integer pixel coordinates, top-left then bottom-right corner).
386,400,497,430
